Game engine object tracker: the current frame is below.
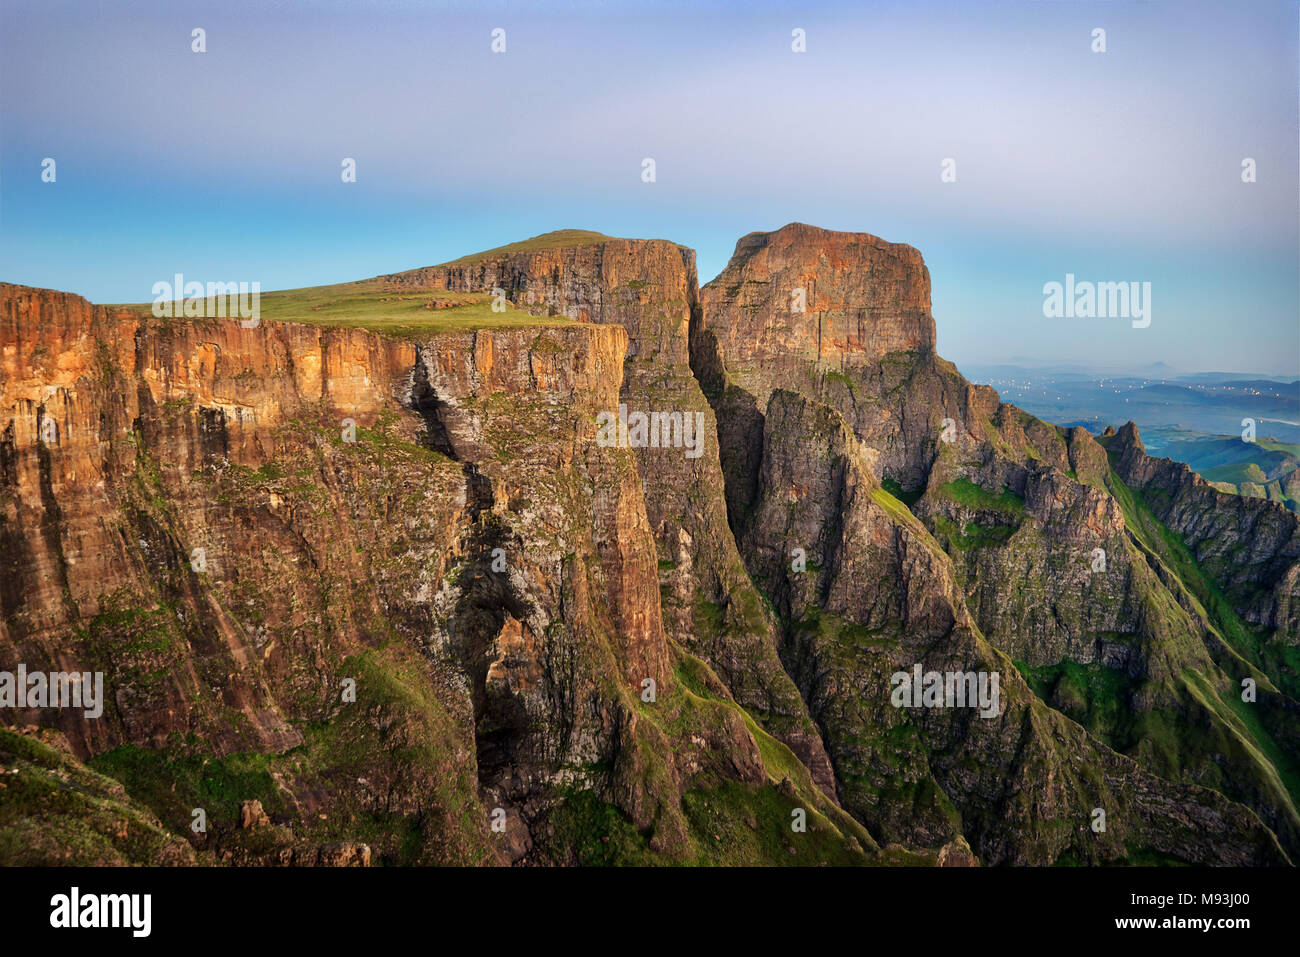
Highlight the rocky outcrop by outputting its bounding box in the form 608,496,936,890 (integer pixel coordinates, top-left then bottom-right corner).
392,236,839,797
737,389,1286,864
1108,422,1299,640
2,220,1296,868
699,224,1300,865
700,223,936,397
0,283,414,758
0,280,867,866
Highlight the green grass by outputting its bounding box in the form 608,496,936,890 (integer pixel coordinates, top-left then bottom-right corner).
531,790,658,866
434,229,615,265
1103,460,1295,697
1097,462,1300,835
0,729,193,865
934,477,1025,515
1015,659,1135,744
1182,668,1300,805
1200,462,1268,485
1257,437,1300,457
882,477,923,508
88,744,284,830
85,645,497,866
935,515,1017,550
1155,434,1299,510
678,781,872,866
114,280,575,338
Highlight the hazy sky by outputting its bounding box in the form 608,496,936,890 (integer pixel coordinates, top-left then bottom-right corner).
1,0,1297,374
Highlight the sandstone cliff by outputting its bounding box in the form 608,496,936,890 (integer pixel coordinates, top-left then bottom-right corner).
2,220,1296,867
0,279,871,866
699,223,1299,863
387,234,839,795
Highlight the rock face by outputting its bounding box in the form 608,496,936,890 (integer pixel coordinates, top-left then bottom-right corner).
696,224,951,531
700,223,1299,865
702,223,935,383
1,222,1297,867
394,236,839,797
0,278,868,866
738,389,1285,863
1108,422,1299,640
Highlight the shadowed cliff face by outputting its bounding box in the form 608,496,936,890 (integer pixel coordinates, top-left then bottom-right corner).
387,239,841,798
1108,422,1300,641
741,390,1287,864
699,223,1299,864
695,223,943,530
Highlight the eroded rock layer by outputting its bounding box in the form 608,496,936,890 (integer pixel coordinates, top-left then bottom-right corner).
1,220,1296,866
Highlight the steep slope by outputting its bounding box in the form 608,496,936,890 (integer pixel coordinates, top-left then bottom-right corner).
0,726,196,865
0,281,868,865
1107,423,1299,646
383,234,839,794
3,221,1296,868
698,223,1299,863
741,389,1284,863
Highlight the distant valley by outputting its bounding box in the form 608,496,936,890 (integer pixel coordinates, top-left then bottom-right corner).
963,365,1300,511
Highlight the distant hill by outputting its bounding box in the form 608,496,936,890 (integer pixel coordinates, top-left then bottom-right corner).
1161,434,1300,512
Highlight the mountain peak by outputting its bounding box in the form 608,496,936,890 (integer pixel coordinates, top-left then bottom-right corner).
700,223,936,411
1115,420,1146,454
435,229,618,267
736,222,923,261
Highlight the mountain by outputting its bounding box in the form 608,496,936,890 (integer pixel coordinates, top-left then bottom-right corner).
957,365,1300,511
1157,434,1300,511
0,223,1295,866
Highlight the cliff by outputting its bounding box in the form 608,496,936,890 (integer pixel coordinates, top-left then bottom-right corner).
740,389,1287,863
698,224,1299,863
387,234,839,795
2,220,1297,867
0,279,871,866
1108,422,1299,641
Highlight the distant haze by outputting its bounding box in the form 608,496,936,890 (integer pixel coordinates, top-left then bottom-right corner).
1,0,1296,375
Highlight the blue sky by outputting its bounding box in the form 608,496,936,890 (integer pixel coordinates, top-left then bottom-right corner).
1,0,1297,375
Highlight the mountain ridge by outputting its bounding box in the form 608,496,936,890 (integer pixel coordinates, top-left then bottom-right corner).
0,221,1295,866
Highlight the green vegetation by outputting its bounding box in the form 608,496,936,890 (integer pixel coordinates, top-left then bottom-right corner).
926,477,1024,551
535,777,878,867
678,781,871,866
824,369,855,390
882,477,923,508
86,645,497,866
89,744,283,828
0,728,192,865
1015,659,1135,744
534,790,658,865
1103,462,1296,699
116,281,574,338
934,515,1016,550
435,229,614,265
934,477,1026,515
1160,434,1299,511
1075,463,1300,837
